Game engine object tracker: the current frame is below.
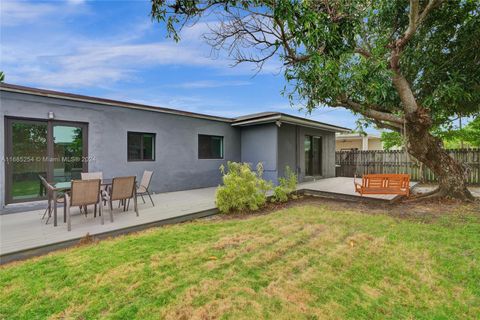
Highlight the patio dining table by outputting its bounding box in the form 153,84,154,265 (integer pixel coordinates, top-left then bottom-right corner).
51,179,113,227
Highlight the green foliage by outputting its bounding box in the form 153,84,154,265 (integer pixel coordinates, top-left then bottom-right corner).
151,0,480,132
381,131,404,150
462,117,480,147
382,116,480,150
273,166,298,202
0,71,4,82
215,161,272,213
436,116,480,148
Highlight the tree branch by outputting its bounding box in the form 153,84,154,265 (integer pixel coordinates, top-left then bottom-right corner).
389,0,442,113
400,0,420,48
354,47,372,59
335,97,405,125
396,0,441,49
372,119,403,132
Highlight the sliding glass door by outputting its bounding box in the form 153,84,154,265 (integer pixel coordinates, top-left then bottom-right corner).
304,135,322,176
5,118,88,204
6,120,48,202
52,123,86,183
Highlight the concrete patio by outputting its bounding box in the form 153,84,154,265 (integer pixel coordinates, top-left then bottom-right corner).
0,177,415,264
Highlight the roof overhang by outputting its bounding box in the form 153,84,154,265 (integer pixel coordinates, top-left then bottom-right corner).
0,83,232,123
232,113,350,132
1,83,351,132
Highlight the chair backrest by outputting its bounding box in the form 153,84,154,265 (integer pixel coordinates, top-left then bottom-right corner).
39,175,48,188
111,176,135,201
140,170,154,189
81,171,103,180
39,175,53,195
70,179,101,207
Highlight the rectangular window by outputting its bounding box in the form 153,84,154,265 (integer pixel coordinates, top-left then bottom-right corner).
128,132,155,161
198,134,224,159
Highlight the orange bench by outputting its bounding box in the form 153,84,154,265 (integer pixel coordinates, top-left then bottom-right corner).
354,174,410,196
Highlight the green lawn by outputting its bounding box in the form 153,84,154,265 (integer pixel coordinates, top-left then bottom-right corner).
1,202,479,319
12,180,42,199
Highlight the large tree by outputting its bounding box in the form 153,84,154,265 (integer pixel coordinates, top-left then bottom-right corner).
151,0,480,200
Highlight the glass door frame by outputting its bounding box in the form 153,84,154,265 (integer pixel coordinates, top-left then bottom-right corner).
49,121,89,184
304,135,323,177
4,117,89,204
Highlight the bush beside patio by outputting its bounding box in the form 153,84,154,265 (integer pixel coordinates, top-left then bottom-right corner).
1,201,479,319
215,162,298,213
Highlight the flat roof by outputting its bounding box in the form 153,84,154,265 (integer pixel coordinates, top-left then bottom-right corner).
0,83,350,131
0,83,231,123
232,112,350,132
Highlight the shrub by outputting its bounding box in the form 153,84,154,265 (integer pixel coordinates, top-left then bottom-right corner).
273,166,298,202
216,162,272,213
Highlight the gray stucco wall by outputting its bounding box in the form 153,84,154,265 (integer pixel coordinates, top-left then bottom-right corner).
240,124,278,183
1,90,339,208
1,91,241,207
277,123,336,182
277,123,298,178
0,103,4,208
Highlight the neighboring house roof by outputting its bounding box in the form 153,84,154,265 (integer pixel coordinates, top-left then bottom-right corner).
0,83,350,132
336,133,381,139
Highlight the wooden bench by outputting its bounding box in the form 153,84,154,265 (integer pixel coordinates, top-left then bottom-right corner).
354,174,410,196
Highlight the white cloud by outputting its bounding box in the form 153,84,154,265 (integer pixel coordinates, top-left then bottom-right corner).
168,80,252,89
0,0,56,26
3,41,229,87
66,0,86,4
2,28,277,88
1,0,282,89
1,16,222,87
1,0,90,27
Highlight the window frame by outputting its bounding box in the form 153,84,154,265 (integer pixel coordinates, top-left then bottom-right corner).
127,131,156,162
198,134,224,160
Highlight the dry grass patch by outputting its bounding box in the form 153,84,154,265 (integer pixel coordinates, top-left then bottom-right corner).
1,204,479,319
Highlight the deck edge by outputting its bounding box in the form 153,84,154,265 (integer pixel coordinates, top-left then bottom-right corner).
0,207,219,265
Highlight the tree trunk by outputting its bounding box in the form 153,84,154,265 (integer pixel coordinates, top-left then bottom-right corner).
404,108,474,200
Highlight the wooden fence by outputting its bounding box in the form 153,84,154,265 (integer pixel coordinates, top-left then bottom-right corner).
335,149,480,184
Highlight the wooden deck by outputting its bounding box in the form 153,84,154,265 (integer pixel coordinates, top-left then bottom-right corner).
0,187,218,263
298,177,418,202
0,177,416,263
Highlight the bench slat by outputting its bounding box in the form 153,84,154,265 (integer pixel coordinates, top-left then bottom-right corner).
355,174,410,196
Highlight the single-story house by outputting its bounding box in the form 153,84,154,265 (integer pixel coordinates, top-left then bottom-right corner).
336,133,384,151
0,83,349,208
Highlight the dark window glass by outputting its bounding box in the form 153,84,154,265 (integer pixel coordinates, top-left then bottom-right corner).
128,132,155,161
143,135,154,160
198,135,224,159
304,135,322,176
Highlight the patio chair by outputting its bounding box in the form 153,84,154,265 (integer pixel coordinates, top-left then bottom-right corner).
136,170,154,207
102,176,138,219
81,171,105,214
81,171,103,180
65,179,106,231
39,175,65,224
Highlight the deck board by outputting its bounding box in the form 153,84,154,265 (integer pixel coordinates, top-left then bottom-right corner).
1,187,217,259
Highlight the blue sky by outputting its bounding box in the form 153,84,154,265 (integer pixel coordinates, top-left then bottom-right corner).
1,0,368,131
